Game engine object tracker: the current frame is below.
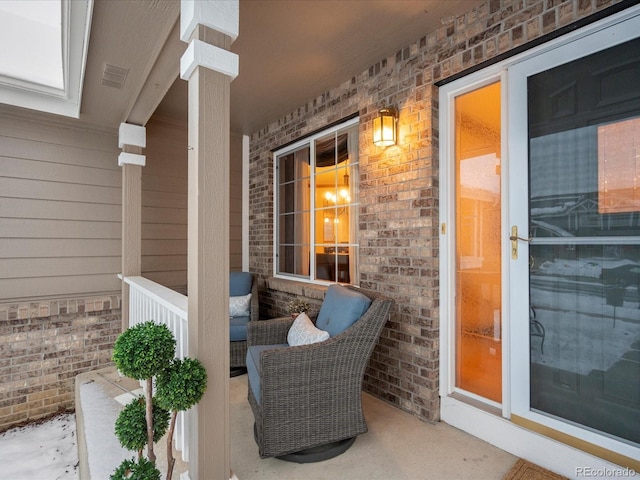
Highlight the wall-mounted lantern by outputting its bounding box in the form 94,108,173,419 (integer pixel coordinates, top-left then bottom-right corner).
372,107,397,147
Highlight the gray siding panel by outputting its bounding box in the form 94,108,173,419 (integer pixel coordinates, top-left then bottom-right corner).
0,238,121,258
0,197,121,221
142,117,188,290
140,118,245,288
1,108,242,301
142,190,187,209
0,218,121,238
0,156,120,186
0,112,120,301
142,173,187,193
0,257,120,279
141,223,187,240
0,275,120,301
143,270,187,289
0,132,116,167
0,177,120,204
142,206,186,225
141,255,188,272
141,239,187,256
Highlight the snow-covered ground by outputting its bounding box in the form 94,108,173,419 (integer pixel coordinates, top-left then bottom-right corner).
0,374,186,480
531,268,640,375
0,413,78,480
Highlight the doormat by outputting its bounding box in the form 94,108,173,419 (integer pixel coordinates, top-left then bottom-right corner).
503,459,568,480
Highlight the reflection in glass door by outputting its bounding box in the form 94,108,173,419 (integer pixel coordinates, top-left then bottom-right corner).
527,38,640,445
454,82,502,403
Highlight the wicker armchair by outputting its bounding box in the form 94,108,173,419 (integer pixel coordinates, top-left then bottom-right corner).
246,286,394,461
229,272,259,375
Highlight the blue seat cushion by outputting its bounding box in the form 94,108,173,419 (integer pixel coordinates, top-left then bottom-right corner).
316,285,372,337
230,315,250,341
246,344,288,404
230,271,252,296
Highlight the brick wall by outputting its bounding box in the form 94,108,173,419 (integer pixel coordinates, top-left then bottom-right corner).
262,277,326,320
250,0,625,422
0,295,121,431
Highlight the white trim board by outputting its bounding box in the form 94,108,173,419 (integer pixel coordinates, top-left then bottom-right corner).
441,396,627,478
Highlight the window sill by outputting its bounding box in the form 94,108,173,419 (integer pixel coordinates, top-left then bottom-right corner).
265,277,327,301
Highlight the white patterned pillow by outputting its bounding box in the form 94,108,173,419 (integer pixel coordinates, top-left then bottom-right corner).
229,294,251,317
287,313,330,346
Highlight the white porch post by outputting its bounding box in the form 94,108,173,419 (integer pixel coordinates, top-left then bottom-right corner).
118,122,146,331
180,1,238,479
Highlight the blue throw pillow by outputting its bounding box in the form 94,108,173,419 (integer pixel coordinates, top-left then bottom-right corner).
315,285,372,337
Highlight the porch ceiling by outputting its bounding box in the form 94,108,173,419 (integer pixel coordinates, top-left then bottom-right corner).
1,0,483,135
162,0,484,134
226,0,484,134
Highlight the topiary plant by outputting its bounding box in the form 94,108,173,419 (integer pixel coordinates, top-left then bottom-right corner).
112,321,208,480
110,457,161,480
115,396,170,459
112,321,176,380
156,358,207,480
112,321,175,464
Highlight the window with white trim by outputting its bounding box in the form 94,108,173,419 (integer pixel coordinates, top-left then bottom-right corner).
275,117,359,284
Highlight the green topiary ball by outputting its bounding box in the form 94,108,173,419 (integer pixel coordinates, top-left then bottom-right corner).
112,321,176,380
156,357,207,412
114,396,170,451
110,457,161,480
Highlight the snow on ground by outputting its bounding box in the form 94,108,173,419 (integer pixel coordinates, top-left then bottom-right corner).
79,379,132,479
0,413,78,480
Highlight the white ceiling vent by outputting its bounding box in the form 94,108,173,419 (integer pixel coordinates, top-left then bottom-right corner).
101,64,129,89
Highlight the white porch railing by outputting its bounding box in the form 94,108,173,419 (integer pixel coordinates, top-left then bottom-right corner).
123,275,190,462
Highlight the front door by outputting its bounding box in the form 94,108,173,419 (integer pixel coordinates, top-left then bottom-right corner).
509,35,640,449
441,8,640,468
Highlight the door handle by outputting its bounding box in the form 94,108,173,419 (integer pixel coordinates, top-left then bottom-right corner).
509,225,530,259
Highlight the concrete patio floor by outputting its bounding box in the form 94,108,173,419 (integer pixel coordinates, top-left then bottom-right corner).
77,366,518,479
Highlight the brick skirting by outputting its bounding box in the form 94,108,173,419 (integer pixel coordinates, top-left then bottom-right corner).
0,295,121,431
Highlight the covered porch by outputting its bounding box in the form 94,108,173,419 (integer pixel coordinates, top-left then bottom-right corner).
75,365,517,480
114,1,485,478
1,0,638,479
115,0,640,478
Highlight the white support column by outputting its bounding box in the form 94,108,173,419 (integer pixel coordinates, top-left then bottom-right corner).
242,135,249,272
119,122,146,331
180,1,238,479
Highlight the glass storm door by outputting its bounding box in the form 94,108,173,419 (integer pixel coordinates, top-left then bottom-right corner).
510,36,640,447
454,81,502,403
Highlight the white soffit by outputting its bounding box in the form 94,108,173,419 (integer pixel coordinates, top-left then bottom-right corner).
0,0,93,118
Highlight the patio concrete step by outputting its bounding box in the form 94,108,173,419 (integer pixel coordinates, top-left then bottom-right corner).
74,367,189,480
